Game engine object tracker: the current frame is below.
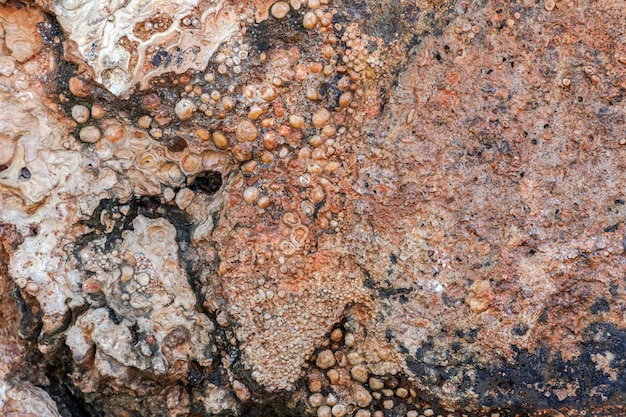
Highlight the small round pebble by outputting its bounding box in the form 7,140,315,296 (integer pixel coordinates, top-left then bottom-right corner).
350,364,369,383
243,186,260,204
91,104,106,119
332,404,347,417
318,405,332,417
309,393,324,407
72,105,90,123
303,11,318,29
79,126,101,143
316,349,336,369
236,119,259,142
271,1,290,18
175,99,196,121
212,131,229,149
312,108,331,128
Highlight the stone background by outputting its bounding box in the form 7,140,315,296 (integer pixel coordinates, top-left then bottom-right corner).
1,0,625,416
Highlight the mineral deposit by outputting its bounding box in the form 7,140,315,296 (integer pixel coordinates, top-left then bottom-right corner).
1,0,626,416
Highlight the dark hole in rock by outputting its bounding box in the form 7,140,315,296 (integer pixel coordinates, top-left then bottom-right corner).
190,171,222,195
19,167,31,180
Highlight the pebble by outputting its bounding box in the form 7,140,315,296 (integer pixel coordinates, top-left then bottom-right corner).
138,115,152,129
257,196,271,208
197,128,211,141
330,328,343,342
221,96,235,110
355,411,371,417
312,108,331,128
327,369,340,384
72,105,90,123
347,352,363,365
334,351,347,367
289,114,305,129
139,154,158,170
243,186,260,204
180,153,202,174
309,393,324,407
309,380,323,392
232,380,250,401
81,277,101,294
271,1,290,19
339,92,353,108
135,272,151,286
175,188,195,209
236,119,259,142
25,282,40,294
310,186,325,204
396,387,409,398
318,406,332,417
104,122,126,142
263,131,278,150
316,349,336,369
249,105,265,120
350,365,369,383
232,144,252,161
212,131,229,149
352,384,372,407
406,412,418,417
91,104,106,119
175,99,196,120
260,85,279,101
424,409,435,417
0,56,15,76
142,93,161,110
69,77,91,98
79,126,102,143
306,87,320,101
303,11,318,29
332,404,347,417
369,377,384,391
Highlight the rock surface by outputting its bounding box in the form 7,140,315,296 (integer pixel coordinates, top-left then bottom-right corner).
1,0,626,416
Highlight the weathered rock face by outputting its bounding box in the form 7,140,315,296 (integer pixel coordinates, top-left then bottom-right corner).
38,0,240,96
1,0,626,416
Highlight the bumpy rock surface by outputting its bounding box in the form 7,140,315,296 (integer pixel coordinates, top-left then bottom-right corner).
1,0,626,416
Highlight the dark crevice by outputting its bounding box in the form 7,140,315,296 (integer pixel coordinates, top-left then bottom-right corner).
11,286,43,341
190,170,223,195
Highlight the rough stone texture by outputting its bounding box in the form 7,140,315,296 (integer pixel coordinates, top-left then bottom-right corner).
39,0,240,96
1,0,626,416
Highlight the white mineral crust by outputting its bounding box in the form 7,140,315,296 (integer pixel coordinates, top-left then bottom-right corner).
42,0,240,96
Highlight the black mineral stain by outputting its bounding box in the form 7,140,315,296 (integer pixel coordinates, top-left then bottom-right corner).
40,345,105,417
590,296,610,314
398,322,626,414
247,8,306,54
11,286,42,341
152,49,172,67
473,323,626,412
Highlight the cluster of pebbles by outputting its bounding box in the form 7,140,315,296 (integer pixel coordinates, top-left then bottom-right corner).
0,0,399,415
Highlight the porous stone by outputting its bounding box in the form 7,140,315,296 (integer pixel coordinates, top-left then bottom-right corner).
1,0,626,416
